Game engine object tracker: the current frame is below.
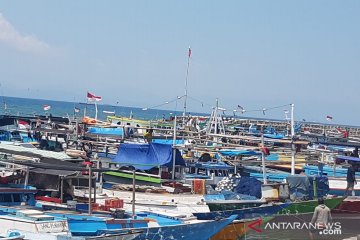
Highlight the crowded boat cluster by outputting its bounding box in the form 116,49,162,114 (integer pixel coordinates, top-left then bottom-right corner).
0,105,359,240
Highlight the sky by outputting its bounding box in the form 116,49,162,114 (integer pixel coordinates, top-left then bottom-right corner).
0,1,359,125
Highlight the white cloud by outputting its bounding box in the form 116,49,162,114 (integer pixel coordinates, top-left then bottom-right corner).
0,13,50,54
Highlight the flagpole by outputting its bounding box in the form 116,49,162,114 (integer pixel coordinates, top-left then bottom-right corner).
290,103,295,175
84,96,88,118
73,97,76,120
183,47,191,118
95,101,98,121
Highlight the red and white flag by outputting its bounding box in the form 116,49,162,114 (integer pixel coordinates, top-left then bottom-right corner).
87,92,102,102
18,120,30,130
43,105,51,111
326,115,333,121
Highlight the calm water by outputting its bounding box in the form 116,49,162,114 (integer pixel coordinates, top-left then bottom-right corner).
0,96,191,121
2,96,359,128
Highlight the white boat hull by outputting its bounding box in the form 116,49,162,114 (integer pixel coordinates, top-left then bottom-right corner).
328,178,360,196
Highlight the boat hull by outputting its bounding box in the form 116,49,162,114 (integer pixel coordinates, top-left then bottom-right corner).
210,220,252,240
194,203,290,220
277,197,344,215
328,178,360,196
206,200,264,211
135,215,237,240
103,172,162,187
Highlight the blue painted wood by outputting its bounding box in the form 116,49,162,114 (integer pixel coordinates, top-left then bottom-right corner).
193,203,290,220
136,214,237,240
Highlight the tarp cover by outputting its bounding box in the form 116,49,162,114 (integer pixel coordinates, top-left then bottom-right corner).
336,155,360,163
286,175,329,200
234,177,262,199
286,175,311,201
113,143,185,170
309,176,329,199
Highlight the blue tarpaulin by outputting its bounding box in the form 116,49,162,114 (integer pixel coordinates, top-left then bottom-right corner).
234,177,262,199
112,143,185,170
336,155,360,163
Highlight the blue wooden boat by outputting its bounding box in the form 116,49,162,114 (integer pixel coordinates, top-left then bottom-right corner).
49,211,237,240
0,231,24,240
184,161,235,186
0,184,37,206
193,202,290,220
134,213,237,240
303,164,360,178
248,125,285,139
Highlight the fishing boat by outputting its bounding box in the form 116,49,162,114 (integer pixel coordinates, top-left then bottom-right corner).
209,219,254,240
0,208,141,240
304,155,360,195
194,195,343,220
107,116,150,136
81,230,142,240
0,231,25,240
48,210,237,240
195,196,344,239
183,161,236,186
0,208,69,240
133,212,237,240
194,202,290,220
276,196,344,214
204,196,266,211
0,184,37,206
102,143,186,187
101,188,210,216
327,177,360,196
248,125,286,139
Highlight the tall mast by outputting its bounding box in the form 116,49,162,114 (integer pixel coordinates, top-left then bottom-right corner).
261,125,268,184
290,103,296,175
183,47,191,117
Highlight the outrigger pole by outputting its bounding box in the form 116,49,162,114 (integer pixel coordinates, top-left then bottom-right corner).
183,47,191,117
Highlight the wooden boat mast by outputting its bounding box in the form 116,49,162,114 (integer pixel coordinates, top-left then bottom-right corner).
290,103,296,175
172,116,177,180
260,125,268,184
183,47,191,117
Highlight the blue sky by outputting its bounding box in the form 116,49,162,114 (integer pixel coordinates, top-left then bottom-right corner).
0,1,359,125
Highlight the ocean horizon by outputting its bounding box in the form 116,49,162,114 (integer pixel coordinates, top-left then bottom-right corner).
0,96,202,121
1,96,359,128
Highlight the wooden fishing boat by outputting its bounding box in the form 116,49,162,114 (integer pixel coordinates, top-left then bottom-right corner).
277,196,344,214
210,219,253,240
205,197,344,240
0,231,25,240
194,202,290,220
206,199,266,211
333,196,360,214
0,209,69,240
49,211,237,240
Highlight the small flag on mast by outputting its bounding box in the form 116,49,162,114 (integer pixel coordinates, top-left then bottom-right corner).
43,105,51,111
188,47,192,58
326,115,333,121
87,92,102,102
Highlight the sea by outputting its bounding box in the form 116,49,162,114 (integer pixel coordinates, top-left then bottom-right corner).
2,96,359,128
0,96,199,121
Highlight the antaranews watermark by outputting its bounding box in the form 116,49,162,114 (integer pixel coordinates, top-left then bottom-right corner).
248,219,342,236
